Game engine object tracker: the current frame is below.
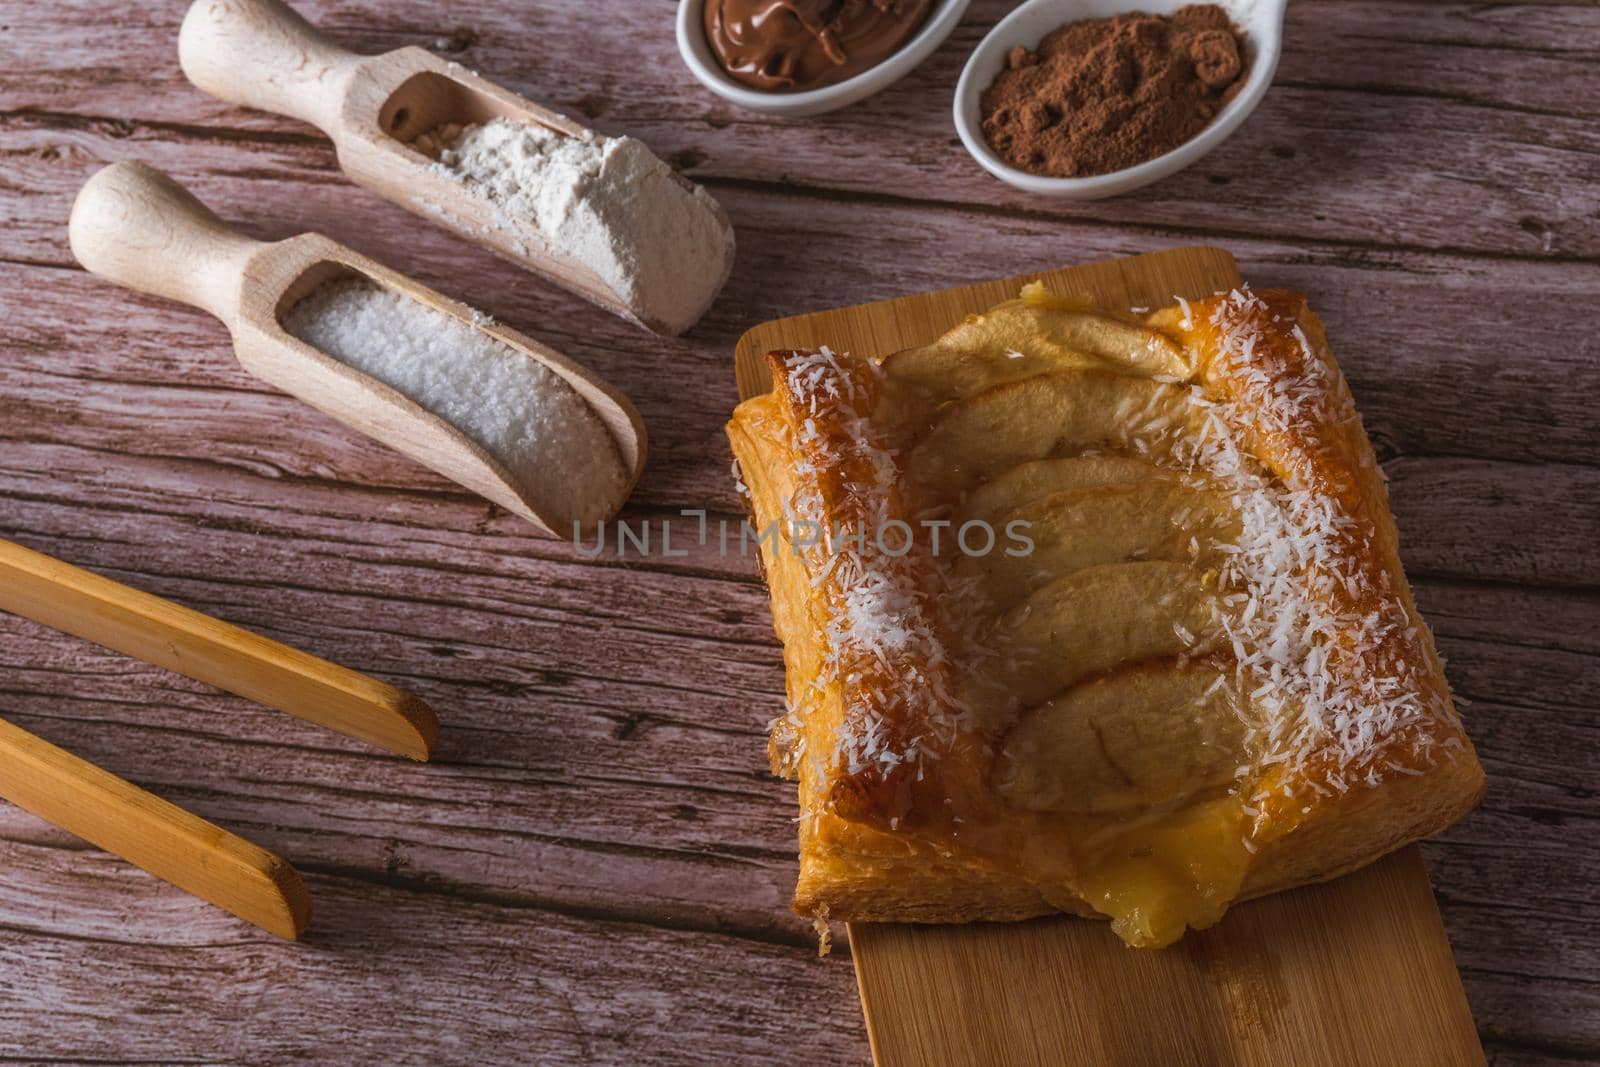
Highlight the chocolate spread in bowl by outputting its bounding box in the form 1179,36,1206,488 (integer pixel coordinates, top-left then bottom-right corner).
703,0,935,93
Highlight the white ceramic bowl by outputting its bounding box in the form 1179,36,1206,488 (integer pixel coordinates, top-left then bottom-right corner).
953,0,1286,198
677,0,973,117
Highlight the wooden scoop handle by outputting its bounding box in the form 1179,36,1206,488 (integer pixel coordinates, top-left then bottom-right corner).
0,715,312,940
68,161,262,325
179,0,359,133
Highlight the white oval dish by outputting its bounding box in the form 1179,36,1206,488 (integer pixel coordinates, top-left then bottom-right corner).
677,0,973,117
953,0,1287,198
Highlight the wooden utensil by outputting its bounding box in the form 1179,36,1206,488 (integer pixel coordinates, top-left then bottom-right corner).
68,160,646,537
0,537,437,761
0,716,311,940
177,0,720,335
732,247,1485,1066
0,535,442,939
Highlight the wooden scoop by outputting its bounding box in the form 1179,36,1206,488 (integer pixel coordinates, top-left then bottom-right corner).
68,161,646,537
177,0,730,335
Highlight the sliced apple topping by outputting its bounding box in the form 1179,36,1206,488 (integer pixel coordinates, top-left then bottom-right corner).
956,482,1238,609
880,297,1191,407
994,664,1245,817
907,373,1202,494
962,455,1160,523
879,332,1103,422
997,561,1218,707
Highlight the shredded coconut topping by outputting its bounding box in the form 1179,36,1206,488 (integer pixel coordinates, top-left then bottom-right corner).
777,348,964,781
1173,287,1454,799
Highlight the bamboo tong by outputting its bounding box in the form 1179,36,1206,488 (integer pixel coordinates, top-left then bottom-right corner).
0,538,438,939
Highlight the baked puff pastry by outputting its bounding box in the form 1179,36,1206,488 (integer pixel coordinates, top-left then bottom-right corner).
726,284,1483,948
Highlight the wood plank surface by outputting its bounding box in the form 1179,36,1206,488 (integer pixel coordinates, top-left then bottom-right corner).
1,1,1596,1063
733,246,1482,1067
851,850,1480,1067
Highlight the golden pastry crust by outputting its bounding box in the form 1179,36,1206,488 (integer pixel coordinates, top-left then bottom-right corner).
727,286,1483,946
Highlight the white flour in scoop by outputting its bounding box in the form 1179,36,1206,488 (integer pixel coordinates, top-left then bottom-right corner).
282,275,628,529
415,118,735,336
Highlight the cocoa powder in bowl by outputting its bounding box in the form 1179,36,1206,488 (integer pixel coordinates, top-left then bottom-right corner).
979,4,1248,179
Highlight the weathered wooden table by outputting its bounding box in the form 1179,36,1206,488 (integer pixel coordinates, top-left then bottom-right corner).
1,2,1595,1063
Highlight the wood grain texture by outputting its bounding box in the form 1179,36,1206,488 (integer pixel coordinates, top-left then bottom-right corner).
733,246,1482,1067
1,1,1595,1063
851,850,1481,1067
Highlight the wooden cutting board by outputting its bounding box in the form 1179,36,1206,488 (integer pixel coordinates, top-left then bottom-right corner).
731,247,1484,1067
